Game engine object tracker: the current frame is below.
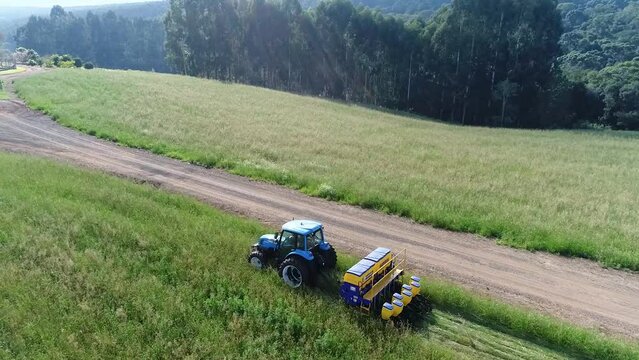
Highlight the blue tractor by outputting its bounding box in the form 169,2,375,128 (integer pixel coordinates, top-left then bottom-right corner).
248,220,337,288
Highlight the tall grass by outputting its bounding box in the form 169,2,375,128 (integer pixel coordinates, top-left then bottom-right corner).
14,69,639,271
1,153,637,359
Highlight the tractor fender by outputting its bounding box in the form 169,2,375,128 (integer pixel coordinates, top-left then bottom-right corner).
286,250,314,262
319,242,331,251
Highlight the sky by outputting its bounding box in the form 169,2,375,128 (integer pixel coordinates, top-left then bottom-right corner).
0,0,145,7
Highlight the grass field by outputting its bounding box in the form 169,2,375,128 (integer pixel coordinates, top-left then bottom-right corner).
1,152,637,359
14,69,639,271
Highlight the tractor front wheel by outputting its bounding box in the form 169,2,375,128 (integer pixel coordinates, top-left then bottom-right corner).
278,257,311,288
248,250,266,269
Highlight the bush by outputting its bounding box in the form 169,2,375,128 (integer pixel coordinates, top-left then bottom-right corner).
83,62,94,70
73,58,82,68
13,47,41,65
51,55,60,67
27,59,37,66
61,54,72,62
58,60,75,69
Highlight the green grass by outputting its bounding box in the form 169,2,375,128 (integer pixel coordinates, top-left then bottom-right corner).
1,153,637,359
14,69,639,270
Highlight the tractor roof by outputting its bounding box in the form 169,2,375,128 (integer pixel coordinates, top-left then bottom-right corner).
282,220,322,236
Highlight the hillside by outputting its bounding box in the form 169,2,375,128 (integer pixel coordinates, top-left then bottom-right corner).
2,151,614,359
15,69,639,271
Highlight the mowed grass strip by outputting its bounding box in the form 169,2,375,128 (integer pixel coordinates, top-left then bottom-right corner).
15,69,639,270
0,66,26,76
0,153,637,359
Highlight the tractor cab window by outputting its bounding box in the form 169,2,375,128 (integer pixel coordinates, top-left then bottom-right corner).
307,229,324,249
280,231,304,251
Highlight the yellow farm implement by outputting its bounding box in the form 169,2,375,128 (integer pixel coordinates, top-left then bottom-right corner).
339,247,431,320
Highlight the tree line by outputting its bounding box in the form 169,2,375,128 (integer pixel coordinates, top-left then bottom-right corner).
15,5,168,72
165,0,579,128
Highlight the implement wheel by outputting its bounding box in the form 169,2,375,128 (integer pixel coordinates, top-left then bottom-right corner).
278,257,311,288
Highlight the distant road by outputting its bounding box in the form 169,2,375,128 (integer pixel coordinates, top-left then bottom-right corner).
1,70,638,339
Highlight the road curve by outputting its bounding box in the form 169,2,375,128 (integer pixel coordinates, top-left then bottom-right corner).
1,72,638,339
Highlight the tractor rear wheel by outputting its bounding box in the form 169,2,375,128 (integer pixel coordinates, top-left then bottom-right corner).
319,247,337,269
278,257,311,288
248,250,266,269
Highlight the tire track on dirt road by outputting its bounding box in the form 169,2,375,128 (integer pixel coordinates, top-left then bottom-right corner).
1,73,638,339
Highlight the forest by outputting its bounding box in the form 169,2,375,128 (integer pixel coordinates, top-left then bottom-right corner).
14,6,168,72
6,0,639,129
558,0,639,129
164,0,569,128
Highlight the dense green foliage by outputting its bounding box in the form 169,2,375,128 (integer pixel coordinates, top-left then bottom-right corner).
15,6,167,71
1,152,636,359
166,0,566,128
586,60,639,129
557,0,639,129
15,69,639,271
558,0,639,72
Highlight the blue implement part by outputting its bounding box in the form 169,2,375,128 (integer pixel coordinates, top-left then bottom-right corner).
346,259,376,277
339,282,363,306
365,247,391,262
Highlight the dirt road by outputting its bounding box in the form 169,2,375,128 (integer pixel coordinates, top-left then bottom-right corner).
1,71,638,339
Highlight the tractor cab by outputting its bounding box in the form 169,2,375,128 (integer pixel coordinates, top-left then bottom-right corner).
257,220,330,260
249,220,337,288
